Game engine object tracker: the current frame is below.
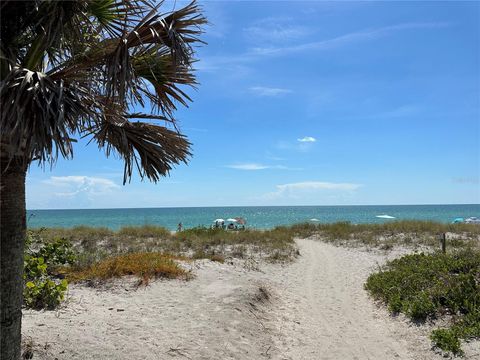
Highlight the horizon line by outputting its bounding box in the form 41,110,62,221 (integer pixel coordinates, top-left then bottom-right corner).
27,203,480,211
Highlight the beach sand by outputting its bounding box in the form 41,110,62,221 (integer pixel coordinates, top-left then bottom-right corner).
22,239,480,359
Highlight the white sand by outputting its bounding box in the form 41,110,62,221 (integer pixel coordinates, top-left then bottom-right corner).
22,239,480,359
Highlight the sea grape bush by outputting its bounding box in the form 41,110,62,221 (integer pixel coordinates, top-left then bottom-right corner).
37,237,76,266
24,230,76,309
24,276,68,310
365,251,480,355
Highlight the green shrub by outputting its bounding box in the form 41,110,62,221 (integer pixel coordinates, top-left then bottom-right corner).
24,255,48,280
24,278,68,310
365,250,480,354
405,292,436,321
23,232,76,310
38,238,76,266
431,329,463,356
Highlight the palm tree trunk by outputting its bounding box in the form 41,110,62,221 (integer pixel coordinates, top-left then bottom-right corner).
1,156,27,360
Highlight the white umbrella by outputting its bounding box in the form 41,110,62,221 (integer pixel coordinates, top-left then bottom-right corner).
226,218,237,222
213,218,225,223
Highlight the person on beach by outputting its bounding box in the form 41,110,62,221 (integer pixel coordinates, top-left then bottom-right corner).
177,222,183,232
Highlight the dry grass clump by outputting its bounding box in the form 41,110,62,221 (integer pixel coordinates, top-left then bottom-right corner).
118,225,171,238
63,252,190,284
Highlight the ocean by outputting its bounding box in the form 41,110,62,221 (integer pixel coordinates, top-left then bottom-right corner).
26,204,480,231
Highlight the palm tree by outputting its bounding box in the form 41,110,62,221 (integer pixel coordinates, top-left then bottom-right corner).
0,1,206,358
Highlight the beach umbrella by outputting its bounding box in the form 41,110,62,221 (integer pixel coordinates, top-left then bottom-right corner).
309,218,320,222
226,218,237,222
213,218,225,223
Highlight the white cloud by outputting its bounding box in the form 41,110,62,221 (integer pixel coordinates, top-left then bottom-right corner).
276,138,316,153
298,136,316,143
43,176,120,197
227,163,270,170
249,86,292,97
226,163,300,171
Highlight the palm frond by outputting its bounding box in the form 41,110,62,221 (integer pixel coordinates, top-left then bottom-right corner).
133,48,197,116
103,0,206,103
93,117,191,184
126,1,207,63
0,67,94,164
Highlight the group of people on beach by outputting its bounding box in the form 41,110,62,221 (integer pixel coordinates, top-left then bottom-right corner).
213,221,245,230
176,220,246,232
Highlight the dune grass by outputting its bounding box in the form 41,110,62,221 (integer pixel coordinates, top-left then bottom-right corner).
286,220,480,250
365,250,480,355
30,220,479,266
30,224,299,266
62,252,190,285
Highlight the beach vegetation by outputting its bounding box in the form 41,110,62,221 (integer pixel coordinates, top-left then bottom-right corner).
364,250,480,355
192,249,225,263
29,225,299,264
63,252,190,285
286,220,480,250
23,277,68,310
118,225,171,239
23,232,76,310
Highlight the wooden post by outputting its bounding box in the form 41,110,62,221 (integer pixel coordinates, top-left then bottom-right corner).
436,232,446,253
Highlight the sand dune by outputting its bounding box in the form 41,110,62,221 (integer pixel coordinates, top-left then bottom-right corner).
22,239,479,359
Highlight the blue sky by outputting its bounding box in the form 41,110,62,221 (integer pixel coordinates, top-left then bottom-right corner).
27,1,479,209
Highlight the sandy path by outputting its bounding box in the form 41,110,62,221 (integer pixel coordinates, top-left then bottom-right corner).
269,239,478,360
22,239,480,359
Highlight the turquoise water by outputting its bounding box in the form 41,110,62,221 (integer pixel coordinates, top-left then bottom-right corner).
27,204,480,231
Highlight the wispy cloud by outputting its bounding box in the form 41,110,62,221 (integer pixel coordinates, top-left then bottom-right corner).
227,163,270,170
452,177,480,185
278,181,362,191
199,22,449,71
249,86,292,97
363,104,420,119
43,176,119,197
298,136,316,143
262,181,362,200
276,137,317,153
250,22,449,57
244,17,310,43
226,163,300,171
